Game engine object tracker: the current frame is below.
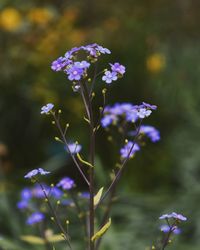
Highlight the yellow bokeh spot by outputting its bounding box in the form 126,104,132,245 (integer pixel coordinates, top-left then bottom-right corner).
28,8,54,25
0,8,22,31
146,53,166,73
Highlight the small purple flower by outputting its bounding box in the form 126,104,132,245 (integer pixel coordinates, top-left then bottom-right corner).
79,192,90,199
101,114,115,128
21,188,32,200
139,125,160,142
97,45,111,54
57,177,75,190
24,168,50,179
136,108,152,119
41,103,54,114
110,63,126,75
17,200,29,210
142,102,157,110
74,61,90,69
67,143,82,154
160,225,181,235
120,142,140,159
102,71,118,84
51,57,70,71
159,212,187,221
66,65,84,81
26,212,44,225
171,212,187,221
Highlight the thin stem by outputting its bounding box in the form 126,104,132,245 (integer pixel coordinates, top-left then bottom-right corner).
52,113,90,187
37,181,72,249
97,120,143,207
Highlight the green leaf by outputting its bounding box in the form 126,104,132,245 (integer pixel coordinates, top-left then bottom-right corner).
91,218,111,242
94,187,104,206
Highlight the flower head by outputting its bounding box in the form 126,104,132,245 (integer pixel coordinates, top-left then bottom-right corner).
26,212,44,225
139,125,160,142
51,57,70,71
24,168,50,179
110,62,126,75
67,143,82,154
159,212,187,221
160,225,181,235
120,141,140,159
102,71,118,84
41,103,54,114
57,177,75,190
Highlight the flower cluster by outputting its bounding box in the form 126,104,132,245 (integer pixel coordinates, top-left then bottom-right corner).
102,62,126,84
51,44,110,81
51,43,125,89
101,102,157,128
17,176,75,225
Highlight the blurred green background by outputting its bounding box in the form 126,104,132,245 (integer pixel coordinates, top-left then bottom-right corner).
0,0,200,249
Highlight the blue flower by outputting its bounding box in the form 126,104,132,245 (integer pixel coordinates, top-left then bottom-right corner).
74,60,90,69
102,71,118,84
159,212,187,221
66,65,84,81
57,177,75,190
17,200,29,210
24,168,50,179
21,188,32,200
136,108,152,119
41,103,54,114
120,141,140,159
160,225,181,234
26,212,44,225
67,143,82,154
110,62,126,75
139,125,160,142
51,57,70,71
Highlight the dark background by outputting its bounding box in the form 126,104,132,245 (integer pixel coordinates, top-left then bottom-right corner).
0,0,200,249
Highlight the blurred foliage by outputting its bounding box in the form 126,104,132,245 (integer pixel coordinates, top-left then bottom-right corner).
0,0,200,249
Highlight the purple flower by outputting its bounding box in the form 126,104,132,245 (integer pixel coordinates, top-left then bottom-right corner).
21,188,32,200
32,183,63,199
79,192,90,199
159,212,187,221
171,212,187,221
26,212,44,225
57,177,75,190
139,125,160,142
51,57,70,71
101,114,116,128
96,45,111,54
24,168,50,179
142,102,157,110
160,225,181,235
67,143,82,154
41,103,54,114
66,65,84,81
17,200,29,210
74,61,90,69
102,71,118,84
110,63,126,75
120,142,140,159
136,108,152,119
